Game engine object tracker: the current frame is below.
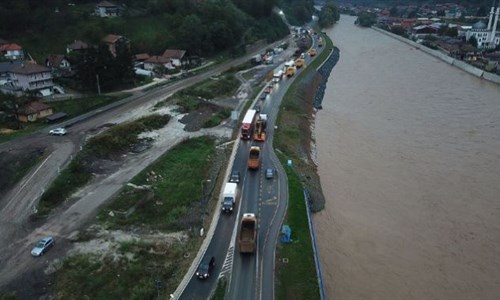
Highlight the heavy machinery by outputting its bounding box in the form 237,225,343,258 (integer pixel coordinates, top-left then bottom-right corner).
253,114,267,142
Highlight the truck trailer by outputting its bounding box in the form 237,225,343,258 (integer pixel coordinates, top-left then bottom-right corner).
240,109,257,140
238,213,257,254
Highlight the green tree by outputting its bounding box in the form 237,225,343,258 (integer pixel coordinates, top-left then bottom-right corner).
391,26,407,37
318,1,340,29
389,6,398,17
356,11,377,27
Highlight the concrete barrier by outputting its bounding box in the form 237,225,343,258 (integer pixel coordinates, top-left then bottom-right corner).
371,26,500,85
482,71,500,84
452,60,484,77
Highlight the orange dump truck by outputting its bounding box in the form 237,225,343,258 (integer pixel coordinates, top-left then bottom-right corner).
247,146,261,170
239,213,257,254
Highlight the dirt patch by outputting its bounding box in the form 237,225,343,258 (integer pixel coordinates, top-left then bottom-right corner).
179,101,225,132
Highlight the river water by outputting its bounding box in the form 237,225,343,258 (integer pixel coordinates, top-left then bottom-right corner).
313,15,500,300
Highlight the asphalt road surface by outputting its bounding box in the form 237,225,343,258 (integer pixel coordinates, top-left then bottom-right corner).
179,33,324,300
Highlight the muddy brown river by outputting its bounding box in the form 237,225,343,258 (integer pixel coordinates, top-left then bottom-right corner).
314,15,500,300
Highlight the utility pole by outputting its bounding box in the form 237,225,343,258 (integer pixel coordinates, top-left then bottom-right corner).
96,74,101,95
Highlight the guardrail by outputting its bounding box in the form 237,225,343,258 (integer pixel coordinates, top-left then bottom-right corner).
303,188,327,300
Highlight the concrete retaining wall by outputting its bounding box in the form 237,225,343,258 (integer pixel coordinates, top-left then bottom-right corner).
483,71,500,84
371,26,500,85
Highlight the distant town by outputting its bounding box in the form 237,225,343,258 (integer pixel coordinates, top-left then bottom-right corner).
341,2,500,75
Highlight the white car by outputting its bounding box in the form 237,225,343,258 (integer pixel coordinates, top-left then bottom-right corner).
31,236,55,257
49,127,67,136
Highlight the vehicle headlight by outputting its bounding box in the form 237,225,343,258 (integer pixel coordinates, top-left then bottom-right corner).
230,208,233,211
204,274,208,278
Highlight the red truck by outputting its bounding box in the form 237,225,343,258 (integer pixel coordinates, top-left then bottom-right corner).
241,109,257,140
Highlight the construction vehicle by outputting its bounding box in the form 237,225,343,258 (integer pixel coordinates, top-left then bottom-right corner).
253,114,267,142
295,58,305,68
247,146,261,170
221,182,237,213
286,65,296,77
240,109,257,140
318,36,323,47
308,48,317,57
238,213,257,254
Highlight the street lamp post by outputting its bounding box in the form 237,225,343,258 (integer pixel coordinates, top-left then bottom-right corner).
199,179,211,236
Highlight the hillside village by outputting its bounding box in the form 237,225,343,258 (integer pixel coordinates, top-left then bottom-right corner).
344,2,500,74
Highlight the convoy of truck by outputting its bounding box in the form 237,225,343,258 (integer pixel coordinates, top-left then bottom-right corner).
218,34,322,259
247,146,261,170
238,213,257,253
221,182,237,213
253,114,267,142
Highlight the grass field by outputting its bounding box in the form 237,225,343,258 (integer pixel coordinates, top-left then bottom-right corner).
274,33,333,300
53,137,218,299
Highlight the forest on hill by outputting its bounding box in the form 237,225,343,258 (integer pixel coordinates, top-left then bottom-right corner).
336,0,495,8
0,0,316,60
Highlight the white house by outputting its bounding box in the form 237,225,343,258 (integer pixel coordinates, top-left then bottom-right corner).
95,1,120,18
465,5,500,49
8,63,54,96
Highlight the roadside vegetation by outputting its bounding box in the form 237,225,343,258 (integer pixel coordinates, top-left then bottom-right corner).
164,73,240,113
52,136,220,299
211,277,228,300
36,114,170,216
275,162,320,299
274,33,334,299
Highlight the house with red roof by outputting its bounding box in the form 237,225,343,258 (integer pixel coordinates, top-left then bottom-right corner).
66,40,89,54
102,34,130,57
0,43,24,60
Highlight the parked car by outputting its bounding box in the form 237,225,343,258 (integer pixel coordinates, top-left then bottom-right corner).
259,93,267,101
254,105,261,113
195,256,215,279
229,170,241,183
49,127,67,136
31,237,55,257
265,168,275,179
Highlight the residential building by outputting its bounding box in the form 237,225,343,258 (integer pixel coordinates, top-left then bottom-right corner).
16,101,54,123
7,63,54,96
95,1,120,18
0,43,24,60
45,54,71,70
66,40,89,54
143,55,171,71
102,34,130,57
162,49,187,68
45,54,72,77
